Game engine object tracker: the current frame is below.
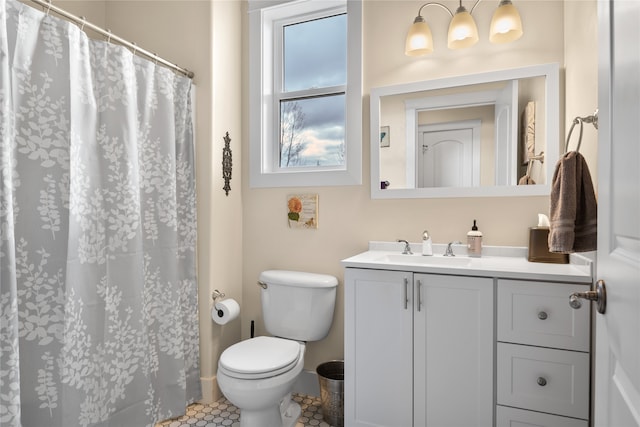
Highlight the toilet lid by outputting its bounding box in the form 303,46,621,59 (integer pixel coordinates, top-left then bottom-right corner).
219,336,301,379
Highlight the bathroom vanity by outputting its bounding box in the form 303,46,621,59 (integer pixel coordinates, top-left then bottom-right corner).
342,242,593,427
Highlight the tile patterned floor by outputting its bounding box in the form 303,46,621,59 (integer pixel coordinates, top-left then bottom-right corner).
156,393,333,427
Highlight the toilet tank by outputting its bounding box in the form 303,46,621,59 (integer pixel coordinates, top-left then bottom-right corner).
259,270,338,342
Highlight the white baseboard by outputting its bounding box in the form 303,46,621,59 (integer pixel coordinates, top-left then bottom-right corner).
293,369,320,397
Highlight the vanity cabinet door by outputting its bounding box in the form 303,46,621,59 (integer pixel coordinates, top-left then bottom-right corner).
413,274,494,427
344,268,413,427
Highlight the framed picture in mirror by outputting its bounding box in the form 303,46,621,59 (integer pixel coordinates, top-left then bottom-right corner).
380,126,390,147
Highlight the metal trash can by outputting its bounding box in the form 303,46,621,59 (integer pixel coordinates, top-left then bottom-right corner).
316,360,344,427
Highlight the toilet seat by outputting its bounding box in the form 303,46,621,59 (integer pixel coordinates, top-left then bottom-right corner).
219,336,302,380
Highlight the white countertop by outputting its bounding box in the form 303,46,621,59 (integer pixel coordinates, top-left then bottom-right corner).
341,241,594,283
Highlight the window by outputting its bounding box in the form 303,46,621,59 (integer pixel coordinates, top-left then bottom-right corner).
249,0,362,187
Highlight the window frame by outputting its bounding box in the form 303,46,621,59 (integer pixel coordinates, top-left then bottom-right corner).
249,0,362,188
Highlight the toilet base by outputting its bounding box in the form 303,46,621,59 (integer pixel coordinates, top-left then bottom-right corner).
239,395,300,427
280,396,301,427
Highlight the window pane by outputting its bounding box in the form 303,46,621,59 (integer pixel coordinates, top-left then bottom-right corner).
280,94,346,168
283,14,347,92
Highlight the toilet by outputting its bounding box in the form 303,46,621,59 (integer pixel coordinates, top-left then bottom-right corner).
217,270,338,427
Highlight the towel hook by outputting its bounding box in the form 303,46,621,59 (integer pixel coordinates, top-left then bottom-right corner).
565,109,598,153
528,151,545,163
565,118,584,153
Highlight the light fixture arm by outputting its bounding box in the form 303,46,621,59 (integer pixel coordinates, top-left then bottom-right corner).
415,0,503,18
416,2,454,20
468,0,483,15
416,0,484,18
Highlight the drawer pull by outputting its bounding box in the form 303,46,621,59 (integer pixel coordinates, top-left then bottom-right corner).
537,377,547,387
537,311,548,320
404,278,409,310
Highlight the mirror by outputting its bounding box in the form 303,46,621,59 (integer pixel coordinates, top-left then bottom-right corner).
370,63,560,198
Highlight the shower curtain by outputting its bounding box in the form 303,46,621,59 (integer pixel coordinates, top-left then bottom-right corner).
0,0,201,426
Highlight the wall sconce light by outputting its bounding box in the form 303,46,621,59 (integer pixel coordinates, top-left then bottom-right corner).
405,0,523,57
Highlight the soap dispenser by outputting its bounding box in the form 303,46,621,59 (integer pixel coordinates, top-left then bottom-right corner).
422,230,433,256
467,220,482,257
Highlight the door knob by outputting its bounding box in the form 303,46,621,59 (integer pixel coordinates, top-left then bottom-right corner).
569,280,606,314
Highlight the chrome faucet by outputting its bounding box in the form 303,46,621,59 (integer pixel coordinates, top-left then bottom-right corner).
397,239,413,255
444,241,462,257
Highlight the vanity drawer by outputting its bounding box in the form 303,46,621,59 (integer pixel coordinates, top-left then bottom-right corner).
497,279,590,351
496,406,588,427
497,343,590,420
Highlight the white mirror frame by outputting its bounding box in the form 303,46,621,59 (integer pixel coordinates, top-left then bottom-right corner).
370,63,560,199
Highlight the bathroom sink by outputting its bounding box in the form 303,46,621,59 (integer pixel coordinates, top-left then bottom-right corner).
376,254,472,267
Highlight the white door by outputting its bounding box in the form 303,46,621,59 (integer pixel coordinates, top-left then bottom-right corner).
418,120,480,188
594,1,640,426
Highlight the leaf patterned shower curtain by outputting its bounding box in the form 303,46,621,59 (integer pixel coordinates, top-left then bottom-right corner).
0,0,201,426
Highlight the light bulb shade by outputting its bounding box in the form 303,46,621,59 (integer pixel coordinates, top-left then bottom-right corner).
490,1,523,43
447,9,479,49
405,18,434,56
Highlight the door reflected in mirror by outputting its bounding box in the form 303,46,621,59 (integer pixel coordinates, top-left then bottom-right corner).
371,63,560,199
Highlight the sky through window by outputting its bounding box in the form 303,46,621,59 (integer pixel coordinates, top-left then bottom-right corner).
280,13,347,168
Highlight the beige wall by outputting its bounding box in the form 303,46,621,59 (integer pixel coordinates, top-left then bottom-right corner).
241,0,598,373
564,0,599,185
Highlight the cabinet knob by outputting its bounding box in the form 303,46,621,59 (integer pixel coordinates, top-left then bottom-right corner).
537,377,547,387
537,311,548,320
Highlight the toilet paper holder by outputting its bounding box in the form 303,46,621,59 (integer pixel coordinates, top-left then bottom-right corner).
211,291,240,325
211,289,225,302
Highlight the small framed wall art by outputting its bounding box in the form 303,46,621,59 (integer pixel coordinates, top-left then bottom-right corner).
287,194,318,229
380,125,390,147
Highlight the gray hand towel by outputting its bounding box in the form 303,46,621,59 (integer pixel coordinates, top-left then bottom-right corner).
549,151,597,253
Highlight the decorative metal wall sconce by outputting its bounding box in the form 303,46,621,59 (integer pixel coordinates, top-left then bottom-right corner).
222,132,232,196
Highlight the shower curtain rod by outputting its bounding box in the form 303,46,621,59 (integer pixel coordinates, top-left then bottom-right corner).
27,0,195,79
